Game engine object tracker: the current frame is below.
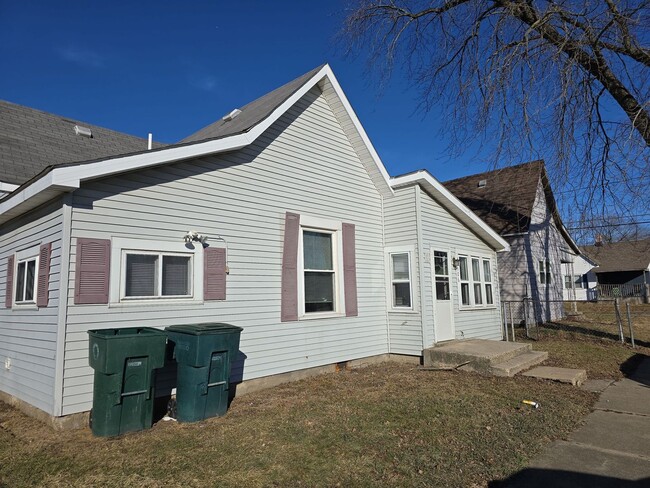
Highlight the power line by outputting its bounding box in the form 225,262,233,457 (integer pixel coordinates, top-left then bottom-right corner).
567,220,650,230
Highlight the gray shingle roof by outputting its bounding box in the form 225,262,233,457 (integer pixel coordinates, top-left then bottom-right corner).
182,64,326,143
0,100,165,185
581,239,650,273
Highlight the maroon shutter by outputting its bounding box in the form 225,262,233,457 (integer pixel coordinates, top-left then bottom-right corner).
342,223,358,317
5,255,14,308
204,247,227,300
36,242,52,307
74,238,110,304
281,212,300,322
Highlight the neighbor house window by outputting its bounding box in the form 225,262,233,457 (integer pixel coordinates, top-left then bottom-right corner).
458,254,495,308
303,230,336,313
564,274,573,289
574,275,584,289
539,260,552,285
124,252,192,298
15,255,38,304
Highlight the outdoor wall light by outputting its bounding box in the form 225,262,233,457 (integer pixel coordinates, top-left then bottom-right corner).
452,257,460,269
184,230,208,244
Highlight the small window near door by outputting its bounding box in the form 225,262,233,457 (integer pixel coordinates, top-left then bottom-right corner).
434,251,450,301
390,252,412,308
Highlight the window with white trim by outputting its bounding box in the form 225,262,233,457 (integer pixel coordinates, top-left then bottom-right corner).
15,253,38,304
109,238,204,304
390,252,412,308
564,274,573,289
458,254,495,308
302,229,336,313
123,252,192,299
574,275,585,289
539,260,552,285
297,216,345,317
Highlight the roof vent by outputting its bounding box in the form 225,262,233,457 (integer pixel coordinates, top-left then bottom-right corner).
74,125,92,138
222,109,242,122
595,234,604,247
478,179,487,188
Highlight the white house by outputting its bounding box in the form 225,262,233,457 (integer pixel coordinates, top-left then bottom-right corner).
561,253,598,301
0,65,507,427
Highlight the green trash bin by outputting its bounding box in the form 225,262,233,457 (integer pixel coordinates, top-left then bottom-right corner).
165,323,243,422
88,327,167,437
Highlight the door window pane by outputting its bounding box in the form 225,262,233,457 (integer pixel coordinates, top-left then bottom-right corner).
436,278,450,300
126,254,158,297
304,271,334,312
434,251,448,276
303,231,332,270
162,256,191,296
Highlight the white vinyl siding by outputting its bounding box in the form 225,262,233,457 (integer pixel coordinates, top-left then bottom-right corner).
62,86,388,414
0,200,63,415
383,188,423,355
418,187,502,341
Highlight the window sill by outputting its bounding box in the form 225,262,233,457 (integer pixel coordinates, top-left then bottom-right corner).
11,304,39,311
109,298,205,309
388,309,419,314
299,311,346,321
458,306,498,311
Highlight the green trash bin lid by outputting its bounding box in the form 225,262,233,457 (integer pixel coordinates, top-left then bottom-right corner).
165,323,243,335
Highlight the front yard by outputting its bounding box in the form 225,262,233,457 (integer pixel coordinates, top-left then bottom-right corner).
2,302,647,487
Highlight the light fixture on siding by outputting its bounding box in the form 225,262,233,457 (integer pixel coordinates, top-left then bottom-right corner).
452,257,460,269
184,230,208,244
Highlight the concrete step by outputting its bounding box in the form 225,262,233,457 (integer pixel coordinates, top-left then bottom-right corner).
522,366,587,386
490,351,549,377
424,339,532,374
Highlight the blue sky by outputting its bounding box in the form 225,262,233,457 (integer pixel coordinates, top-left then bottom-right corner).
0,0,518,182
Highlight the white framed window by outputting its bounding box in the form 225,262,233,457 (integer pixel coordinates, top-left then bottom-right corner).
457,253,496,309
297,215,345,318
564,274,573,289
574,275,584,289
539,260,552,285
110,238,204,305
385,245,415,311
13,246,40,306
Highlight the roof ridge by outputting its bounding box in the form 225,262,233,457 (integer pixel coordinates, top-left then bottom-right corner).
443,160,544,184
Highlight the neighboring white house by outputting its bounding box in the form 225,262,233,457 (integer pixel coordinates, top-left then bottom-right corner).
0,65,508,426
561,254,598,301
444,162,582,324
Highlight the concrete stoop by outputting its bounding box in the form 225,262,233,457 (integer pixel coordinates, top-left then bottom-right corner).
423,339,548,378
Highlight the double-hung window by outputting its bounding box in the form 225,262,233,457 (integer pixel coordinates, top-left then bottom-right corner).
390,252,412,308
564,274,573,289
302,230,336,313
574,275,584,289
15,254,38,304
458,254,495,308
539,260,552,285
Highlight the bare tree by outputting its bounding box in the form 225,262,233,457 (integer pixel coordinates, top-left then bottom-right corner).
343,0,650,225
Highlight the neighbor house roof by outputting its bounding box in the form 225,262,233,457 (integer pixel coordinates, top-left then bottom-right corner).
0,100,165,186
0,64,393,225
581,239,650,273
390,171,510,252
443,161,580,254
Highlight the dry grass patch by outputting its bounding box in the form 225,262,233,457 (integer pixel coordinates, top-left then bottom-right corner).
0,363,595,488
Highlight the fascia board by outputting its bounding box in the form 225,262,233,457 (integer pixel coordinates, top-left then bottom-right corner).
391,172,510,252
0,182,19,192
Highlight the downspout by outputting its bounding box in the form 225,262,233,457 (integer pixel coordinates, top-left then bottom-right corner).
415,186,431,348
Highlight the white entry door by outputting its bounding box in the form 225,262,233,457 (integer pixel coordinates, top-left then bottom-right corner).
433,250,455,342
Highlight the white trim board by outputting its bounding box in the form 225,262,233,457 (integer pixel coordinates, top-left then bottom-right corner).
0,65,394,225
390,171,510,253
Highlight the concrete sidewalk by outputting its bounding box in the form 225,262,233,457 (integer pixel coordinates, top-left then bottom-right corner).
496,355,650,487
